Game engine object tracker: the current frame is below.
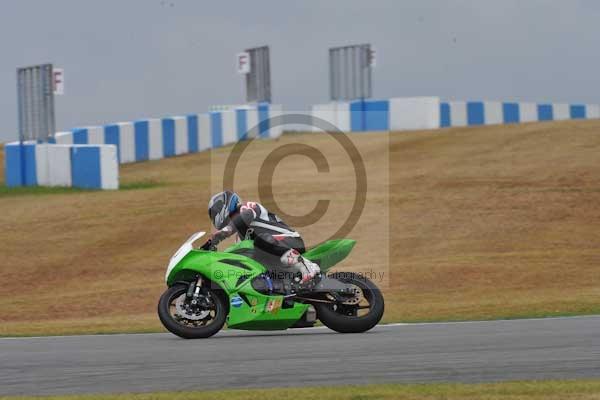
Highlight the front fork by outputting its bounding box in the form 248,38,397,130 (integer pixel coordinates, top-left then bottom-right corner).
186,276,204,306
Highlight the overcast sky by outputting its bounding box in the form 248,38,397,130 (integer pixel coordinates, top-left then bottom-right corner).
1,0,599,142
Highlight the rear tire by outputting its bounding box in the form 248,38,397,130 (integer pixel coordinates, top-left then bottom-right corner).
315,272,384,333
158,283,227,339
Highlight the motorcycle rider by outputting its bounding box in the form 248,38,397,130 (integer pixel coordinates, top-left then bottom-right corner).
205,190,321,284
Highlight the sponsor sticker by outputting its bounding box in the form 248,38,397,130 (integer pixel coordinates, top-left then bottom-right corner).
231,295,243,308
265,298,283,314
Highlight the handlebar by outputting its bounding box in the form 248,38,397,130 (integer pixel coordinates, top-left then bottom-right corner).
199,239,215,251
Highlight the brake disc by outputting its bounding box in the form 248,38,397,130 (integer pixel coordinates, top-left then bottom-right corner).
175,294,210,320
341,286,363,305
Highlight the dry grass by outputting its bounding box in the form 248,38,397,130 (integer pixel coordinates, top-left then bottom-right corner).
1,120,600,336
2,380,600,400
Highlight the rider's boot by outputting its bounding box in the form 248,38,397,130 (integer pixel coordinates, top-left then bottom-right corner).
280,249,321,287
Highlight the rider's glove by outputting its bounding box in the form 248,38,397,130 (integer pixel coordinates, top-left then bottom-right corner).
211,225,234,245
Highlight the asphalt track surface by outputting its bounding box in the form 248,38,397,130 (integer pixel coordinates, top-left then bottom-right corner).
1,316,600,396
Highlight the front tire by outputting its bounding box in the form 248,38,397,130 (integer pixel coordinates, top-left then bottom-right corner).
158,283,227,339
315,272,384,333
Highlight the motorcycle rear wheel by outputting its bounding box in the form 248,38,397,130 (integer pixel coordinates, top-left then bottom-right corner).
158,283,227,339
315,272,384,333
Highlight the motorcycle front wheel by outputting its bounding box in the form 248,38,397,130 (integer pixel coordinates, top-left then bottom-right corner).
158,283,227,339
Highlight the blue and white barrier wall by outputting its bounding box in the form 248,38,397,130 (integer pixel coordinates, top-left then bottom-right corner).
312,102,351,132
440,101,600,127
313,97,600,132
4,142,119,189
5,104,281,189
52,104,283,165
312,97,441,132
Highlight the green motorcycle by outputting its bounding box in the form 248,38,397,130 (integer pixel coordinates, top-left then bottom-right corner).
158,231,384,338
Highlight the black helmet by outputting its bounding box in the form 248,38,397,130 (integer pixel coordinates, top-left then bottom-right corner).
208,190,241,229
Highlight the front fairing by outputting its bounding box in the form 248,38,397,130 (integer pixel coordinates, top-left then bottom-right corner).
165,231,206,282
165,247,265,287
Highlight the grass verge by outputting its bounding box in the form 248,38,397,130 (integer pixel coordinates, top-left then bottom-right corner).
0,180,164,198
2,380,600,400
